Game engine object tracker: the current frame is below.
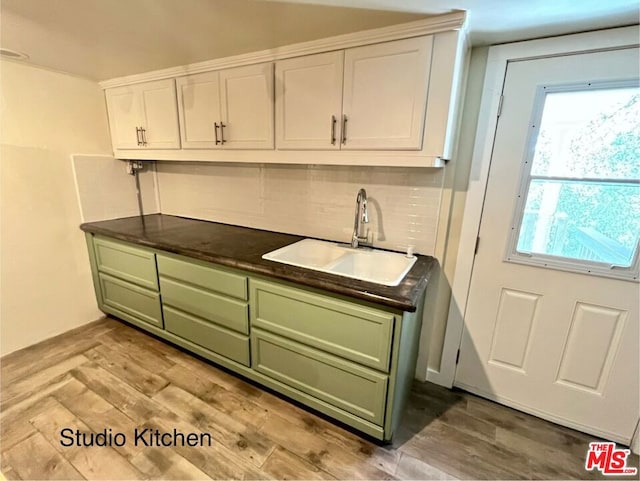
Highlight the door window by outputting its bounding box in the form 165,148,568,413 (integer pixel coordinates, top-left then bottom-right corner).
508,82,640,280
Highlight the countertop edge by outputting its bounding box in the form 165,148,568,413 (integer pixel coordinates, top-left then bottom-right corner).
81,220,434,312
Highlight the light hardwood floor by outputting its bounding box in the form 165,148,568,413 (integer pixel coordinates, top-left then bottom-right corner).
1,317,637,480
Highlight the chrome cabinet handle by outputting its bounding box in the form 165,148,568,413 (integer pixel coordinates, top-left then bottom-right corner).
141,128,147,146
331,115,337,145
214,122,220,145
220,122,226,145
135,127,142,146
341,115,347,145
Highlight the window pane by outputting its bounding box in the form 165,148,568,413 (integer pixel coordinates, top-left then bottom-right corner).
517,179,640,266
531,88,640,179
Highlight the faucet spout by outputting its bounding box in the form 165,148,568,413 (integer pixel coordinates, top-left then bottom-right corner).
351,188,371,248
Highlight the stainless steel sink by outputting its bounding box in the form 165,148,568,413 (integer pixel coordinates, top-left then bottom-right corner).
262,239,417,286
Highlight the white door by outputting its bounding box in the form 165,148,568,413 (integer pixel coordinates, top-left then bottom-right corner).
105,85,144,150
455,47,639,443
139,79,180,149
341,36,432,150
275,51,344,150
176,71,222,149
220,63,274,150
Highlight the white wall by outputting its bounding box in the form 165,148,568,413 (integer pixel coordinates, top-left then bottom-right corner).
0,60,112,355
425,46,489,375
157,162,445,255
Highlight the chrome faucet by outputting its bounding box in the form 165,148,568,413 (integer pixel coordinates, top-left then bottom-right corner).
351,188,371,248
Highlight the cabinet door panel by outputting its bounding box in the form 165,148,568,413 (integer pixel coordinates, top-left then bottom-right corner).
252,329,388,425
160,277,249,334
99,273,163,328
94,237,158,290
105,86,143,150
157,253,247,300
342,36,432,150
140,79,181,149
164,306,250,366
176,71,221,149
220,63,274,149
276,51,343,150
250,279,394,371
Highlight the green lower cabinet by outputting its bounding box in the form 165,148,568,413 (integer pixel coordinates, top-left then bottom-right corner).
99,272,163,328
160,277,249,334
157,254,248,300
94,236,159,290
251,279,394,372
251,328,388,425
163,306,250,366
156,252,251,365
86,233,425,441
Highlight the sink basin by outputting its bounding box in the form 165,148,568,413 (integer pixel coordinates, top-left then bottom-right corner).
262,239,417,286
263,238,346,268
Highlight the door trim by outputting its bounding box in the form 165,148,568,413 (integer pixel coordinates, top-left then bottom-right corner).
434,25,640,389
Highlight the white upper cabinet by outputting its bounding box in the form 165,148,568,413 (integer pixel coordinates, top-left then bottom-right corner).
105,79,180,150
140,80,182,149
105,88,143,150
276,37,432,151
176,71,221,149
177,63,274,150
342,36,432,150
101,13,467,166
220,63,274,150
276,51,344,150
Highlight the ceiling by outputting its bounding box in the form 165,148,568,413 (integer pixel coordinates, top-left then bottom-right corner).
1,0,638,82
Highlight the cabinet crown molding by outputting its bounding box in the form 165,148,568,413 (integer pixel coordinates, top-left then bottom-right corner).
99,11,467,89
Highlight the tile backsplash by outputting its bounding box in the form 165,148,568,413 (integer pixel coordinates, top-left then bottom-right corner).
156,162,444,255
72,155,159,222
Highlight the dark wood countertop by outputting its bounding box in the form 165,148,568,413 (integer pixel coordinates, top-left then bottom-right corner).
80,214,436,312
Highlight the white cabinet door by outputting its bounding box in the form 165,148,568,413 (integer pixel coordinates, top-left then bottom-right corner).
139,79,180,149
220,63,274,149
105,79,180,150
176,71,222,149
342,36,432,150
276,51,344,150
105,86,144,150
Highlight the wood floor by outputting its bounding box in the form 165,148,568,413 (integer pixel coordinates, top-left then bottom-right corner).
1,317,637,480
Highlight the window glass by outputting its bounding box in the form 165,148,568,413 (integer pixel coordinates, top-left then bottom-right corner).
514,85,640,271
517,180,639,266
530,88,639,178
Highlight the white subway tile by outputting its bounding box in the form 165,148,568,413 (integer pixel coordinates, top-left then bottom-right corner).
156,162,443,255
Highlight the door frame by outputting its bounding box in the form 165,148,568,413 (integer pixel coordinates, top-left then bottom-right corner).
436,25,640,389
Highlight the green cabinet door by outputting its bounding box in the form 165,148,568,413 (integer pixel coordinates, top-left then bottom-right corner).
160,277,249,334
94,236,158,289
251,279,394,371
157,254,248,300
99,272,163,328
251,328,388,425
164,306,250,366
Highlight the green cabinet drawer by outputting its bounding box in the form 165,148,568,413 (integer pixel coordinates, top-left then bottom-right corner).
157,254,247,300
160,277,249,334
99,272,163,328
250,280,394,372
164,306,250,366
251,329,388,425
94,237,158,290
